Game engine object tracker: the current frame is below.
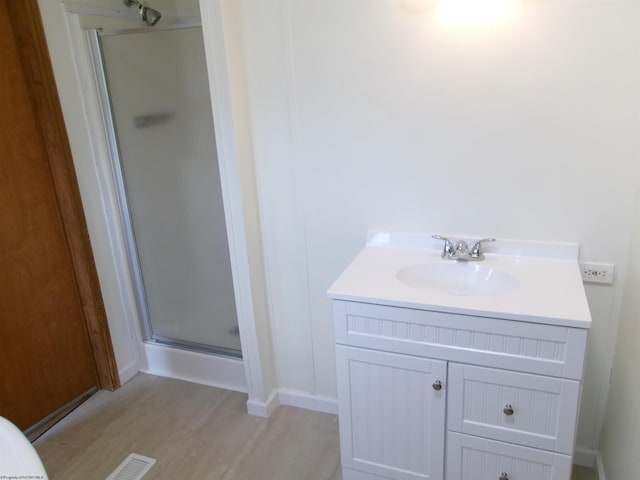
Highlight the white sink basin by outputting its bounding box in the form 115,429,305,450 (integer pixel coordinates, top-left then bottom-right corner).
328,233,591,327
396,262,520,296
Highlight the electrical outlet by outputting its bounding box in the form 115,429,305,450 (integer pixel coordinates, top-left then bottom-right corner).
579,262,615,284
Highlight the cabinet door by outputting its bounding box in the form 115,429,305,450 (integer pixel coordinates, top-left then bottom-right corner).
446,432,572,480
336,345,446,480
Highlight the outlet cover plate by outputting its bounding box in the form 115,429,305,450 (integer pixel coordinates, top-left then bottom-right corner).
579,262,615,284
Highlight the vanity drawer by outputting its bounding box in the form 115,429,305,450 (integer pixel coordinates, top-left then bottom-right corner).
334,301,588,379
447,364,580,454
446,432,573,480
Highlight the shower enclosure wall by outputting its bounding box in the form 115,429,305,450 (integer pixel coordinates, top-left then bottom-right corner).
90,25,241,357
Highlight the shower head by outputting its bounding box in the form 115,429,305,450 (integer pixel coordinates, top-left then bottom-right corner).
141,6,161,26
123,0,162,27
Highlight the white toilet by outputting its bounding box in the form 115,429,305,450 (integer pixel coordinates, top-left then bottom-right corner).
0,416,48,479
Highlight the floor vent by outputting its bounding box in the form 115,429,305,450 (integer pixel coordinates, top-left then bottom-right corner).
105,453,156,480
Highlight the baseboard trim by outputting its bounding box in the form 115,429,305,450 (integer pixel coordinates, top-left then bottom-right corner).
246,389,280,417
574,446,597,468
246,389,338,417
278,389,338,415
118,360,139,385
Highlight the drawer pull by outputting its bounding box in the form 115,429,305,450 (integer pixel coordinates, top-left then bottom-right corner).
499,473,509,480
503,404,514,416
432,380,443,391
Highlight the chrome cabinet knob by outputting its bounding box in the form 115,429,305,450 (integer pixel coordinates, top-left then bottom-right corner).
503,404,514,416
432,380,443,391
499,473,509,480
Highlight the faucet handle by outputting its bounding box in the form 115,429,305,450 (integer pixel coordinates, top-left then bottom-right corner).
432,235,455,258
470,238,496,259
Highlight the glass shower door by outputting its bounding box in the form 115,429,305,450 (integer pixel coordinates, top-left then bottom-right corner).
95,25,241,356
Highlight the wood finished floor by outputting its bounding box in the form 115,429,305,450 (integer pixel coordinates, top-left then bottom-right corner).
34,373,598,480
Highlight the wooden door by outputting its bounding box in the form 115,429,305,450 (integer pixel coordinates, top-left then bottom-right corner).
0,0,118,432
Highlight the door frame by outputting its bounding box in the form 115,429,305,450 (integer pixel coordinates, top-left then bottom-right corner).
6,0,119,391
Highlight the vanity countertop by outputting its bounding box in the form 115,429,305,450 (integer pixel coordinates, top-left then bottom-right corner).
327,232,592,329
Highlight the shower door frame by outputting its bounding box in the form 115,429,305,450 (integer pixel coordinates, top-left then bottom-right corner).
60,1,275,416
87,26,151,350
88,24,242,358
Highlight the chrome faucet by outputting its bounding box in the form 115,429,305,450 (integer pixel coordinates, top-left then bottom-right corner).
432,235,495,261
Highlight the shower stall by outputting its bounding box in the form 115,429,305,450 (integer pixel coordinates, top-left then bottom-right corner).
88,23,241,358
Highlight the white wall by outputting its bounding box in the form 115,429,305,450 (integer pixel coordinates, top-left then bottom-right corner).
599,188,640,479
236,0,640,452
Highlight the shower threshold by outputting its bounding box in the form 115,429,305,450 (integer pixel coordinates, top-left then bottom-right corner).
148,336,242,359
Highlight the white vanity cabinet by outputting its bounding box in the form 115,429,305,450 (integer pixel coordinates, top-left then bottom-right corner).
333,300,588,480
